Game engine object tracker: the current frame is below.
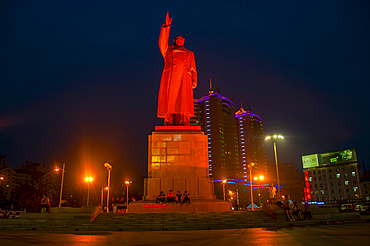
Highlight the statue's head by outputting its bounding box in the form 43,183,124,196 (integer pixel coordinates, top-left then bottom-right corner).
173,36,185,46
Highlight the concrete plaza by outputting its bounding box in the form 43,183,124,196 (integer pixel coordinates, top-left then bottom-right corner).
0,223,369,245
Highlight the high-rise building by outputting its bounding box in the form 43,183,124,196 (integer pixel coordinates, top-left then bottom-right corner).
235,106,268,180
193,89,240,182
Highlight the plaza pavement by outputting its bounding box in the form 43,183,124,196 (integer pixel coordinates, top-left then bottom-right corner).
0,223,369,245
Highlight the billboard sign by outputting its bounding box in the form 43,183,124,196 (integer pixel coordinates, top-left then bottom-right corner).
302,148,357,169
302,154,319,169
318,148,357,166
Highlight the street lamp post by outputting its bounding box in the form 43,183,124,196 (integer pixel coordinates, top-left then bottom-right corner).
248,162,255,211
54,163,66,208
222,180,227,201
125,181,130,213
104,163,112,213
101,187,108,208
265,135,284,200
84,177,93,206
254,175,264,205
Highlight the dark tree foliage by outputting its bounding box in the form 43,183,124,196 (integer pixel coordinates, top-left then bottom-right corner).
11,162,57,212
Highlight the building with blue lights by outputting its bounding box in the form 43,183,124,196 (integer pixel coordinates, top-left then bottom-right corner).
193,89,241,184
235,106,268,181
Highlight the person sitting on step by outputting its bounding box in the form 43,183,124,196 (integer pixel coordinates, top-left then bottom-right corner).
167,190,175,203
283,195,295,221
156,191,166,204
181,191,191,205
175,191,182,204
292,201,303,221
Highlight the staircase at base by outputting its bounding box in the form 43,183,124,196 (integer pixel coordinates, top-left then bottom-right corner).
91,211,282,230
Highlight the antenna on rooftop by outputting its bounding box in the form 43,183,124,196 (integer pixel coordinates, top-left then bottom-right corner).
209,78,214,94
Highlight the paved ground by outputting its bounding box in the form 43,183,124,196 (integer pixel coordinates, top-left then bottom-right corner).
0,223,369,245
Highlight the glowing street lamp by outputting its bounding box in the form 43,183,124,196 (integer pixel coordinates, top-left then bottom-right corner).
222,180,227,201
54,163,66,208
104,163,112,213
254,175,264,205
248,162,255,210
265,134,284,200
125,181,131,213
84,177,94,206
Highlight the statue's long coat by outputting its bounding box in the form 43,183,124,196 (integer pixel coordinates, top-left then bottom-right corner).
157,24,197,118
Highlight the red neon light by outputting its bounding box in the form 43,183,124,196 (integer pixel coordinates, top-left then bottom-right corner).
305,176,308,181
306,181,309,188
307,188,310,193
307,194,311,199
304,171,308,176
143,204,170,208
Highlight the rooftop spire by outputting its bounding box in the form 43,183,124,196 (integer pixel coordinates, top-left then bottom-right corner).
209,78,214,94
235,97,246,116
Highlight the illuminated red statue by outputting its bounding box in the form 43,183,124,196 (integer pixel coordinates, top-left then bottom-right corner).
157,12,197,126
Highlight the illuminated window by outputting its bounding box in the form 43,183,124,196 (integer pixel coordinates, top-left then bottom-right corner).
354,187,358,192
320,190,324,195
345,181,349,185
352,172,355,177
309,177,312,181
336,174,340,178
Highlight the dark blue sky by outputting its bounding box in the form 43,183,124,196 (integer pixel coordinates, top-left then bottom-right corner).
1,1,369,180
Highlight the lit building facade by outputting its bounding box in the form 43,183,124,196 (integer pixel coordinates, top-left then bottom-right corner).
235,106,268,181
193,91,240,181
302,149,362,202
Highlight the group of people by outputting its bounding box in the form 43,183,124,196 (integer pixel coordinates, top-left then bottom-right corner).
156,190,191,205
268,183,313,221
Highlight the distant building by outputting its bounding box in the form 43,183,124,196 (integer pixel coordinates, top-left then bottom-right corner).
235,105,268,181
273,162,304,202
0,161,57,201
359,177,370,203
302,149,362,202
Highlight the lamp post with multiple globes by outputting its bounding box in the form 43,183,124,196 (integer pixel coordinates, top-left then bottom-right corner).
265,134,284,200
254,175,264,205
84,177,93,206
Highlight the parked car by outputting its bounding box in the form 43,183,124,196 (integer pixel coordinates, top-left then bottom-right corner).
355,204,369,212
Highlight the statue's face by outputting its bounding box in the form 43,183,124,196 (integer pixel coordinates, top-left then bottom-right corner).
174,36,185,46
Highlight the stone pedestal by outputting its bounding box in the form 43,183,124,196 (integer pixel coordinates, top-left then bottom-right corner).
145,126,215,200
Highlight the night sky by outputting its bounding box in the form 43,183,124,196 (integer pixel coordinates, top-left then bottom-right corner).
1,1,369,183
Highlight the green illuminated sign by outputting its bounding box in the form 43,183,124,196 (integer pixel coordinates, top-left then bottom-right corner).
302,154,319,169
